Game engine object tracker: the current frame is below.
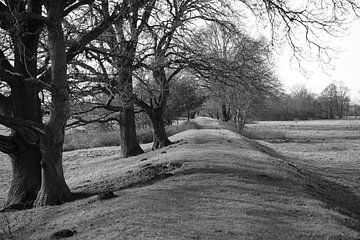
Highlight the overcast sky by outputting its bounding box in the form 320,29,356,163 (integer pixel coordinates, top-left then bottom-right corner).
275,20,360,102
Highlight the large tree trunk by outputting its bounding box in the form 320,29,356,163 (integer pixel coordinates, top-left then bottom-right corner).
34,1,71,206
3,91,42,209
221,103,230,122
4,0,43,208
148,107,171,150
116,42,143,157
5,82,43,208
119,106,144,157
5,143,41,209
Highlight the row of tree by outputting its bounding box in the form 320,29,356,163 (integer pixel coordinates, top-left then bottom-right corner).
254,83,352,121
0,0,357,209
204,82,353,126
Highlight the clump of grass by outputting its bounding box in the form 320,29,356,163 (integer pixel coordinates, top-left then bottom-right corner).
64,121,201,151
242,127,286,140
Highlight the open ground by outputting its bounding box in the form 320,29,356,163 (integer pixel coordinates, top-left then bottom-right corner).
1,117,360,239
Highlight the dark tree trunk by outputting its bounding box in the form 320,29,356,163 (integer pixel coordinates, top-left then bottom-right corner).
146,67,171,150
34,1,72,206
4,92,42,209
115,41,143,157
5,143,41,209
221,104,228,122
35,128,72,206
3,0,43,208
148,107,171,150
119,106,144,157
221,103,230,122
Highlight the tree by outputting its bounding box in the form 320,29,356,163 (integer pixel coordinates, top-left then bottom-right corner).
70,0,235,150
67,0,158,156
319,82,350,119
0,0,43,209
288,85,316,120
186,23,280,132
165,77,206,123
337,83,350,118
134,0,234,149
0,0,134,208
33,0,72,206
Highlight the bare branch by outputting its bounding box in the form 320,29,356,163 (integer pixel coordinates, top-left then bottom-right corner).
0,115,45,145
64,0,95,16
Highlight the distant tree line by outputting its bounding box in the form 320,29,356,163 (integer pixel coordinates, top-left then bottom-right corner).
252,83,352,121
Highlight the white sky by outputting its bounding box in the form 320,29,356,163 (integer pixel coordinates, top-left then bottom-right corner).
275,20,360,102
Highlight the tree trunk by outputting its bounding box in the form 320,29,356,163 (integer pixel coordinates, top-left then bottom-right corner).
115,41,143,157
5,143,41,209
119,106,144,157
221,103,230,122
4,0,43,208
35,129,72,206
34,1,71,206
149,107,171,150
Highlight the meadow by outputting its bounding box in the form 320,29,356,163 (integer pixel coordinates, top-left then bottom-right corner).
244,119,360,195
1,118,360,239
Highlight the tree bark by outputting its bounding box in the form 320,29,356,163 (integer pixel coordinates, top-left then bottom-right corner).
221,103,230,122
119,106,144,157
3,0,43,208
115,42,143,157
5,143,41,209
34,1,72,206
148,107,171,150
0,116,44,210
3,92,42,208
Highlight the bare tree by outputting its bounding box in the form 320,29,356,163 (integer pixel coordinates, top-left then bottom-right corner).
68,0,157,157
319,82,350,119
0,0,134,208
186,23,280,131
134,0,236,148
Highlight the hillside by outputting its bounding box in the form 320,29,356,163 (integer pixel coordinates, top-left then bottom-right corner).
1,117,360,240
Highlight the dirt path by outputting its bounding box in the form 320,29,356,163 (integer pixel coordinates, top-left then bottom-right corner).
1,117,360,240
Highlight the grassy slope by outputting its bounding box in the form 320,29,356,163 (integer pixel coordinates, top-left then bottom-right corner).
1,118,360,239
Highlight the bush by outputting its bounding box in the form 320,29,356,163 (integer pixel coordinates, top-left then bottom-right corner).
166,121,201,136
136,126,154,144
63,121,202,151
64,130,120,151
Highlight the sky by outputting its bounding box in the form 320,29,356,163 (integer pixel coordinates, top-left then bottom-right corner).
275,20,360,103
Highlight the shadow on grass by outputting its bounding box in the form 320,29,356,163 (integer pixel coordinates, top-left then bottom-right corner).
71,161,184,202
246,138,360,232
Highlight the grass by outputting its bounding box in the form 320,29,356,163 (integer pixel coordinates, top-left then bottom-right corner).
0,212,13,240
5,117,360,239
64,130,121,151
241,126,286,140
63,120,202,152
0,211,32,240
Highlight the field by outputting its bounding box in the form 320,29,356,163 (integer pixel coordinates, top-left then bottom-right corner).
244,119,360,195
1,118,360,239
